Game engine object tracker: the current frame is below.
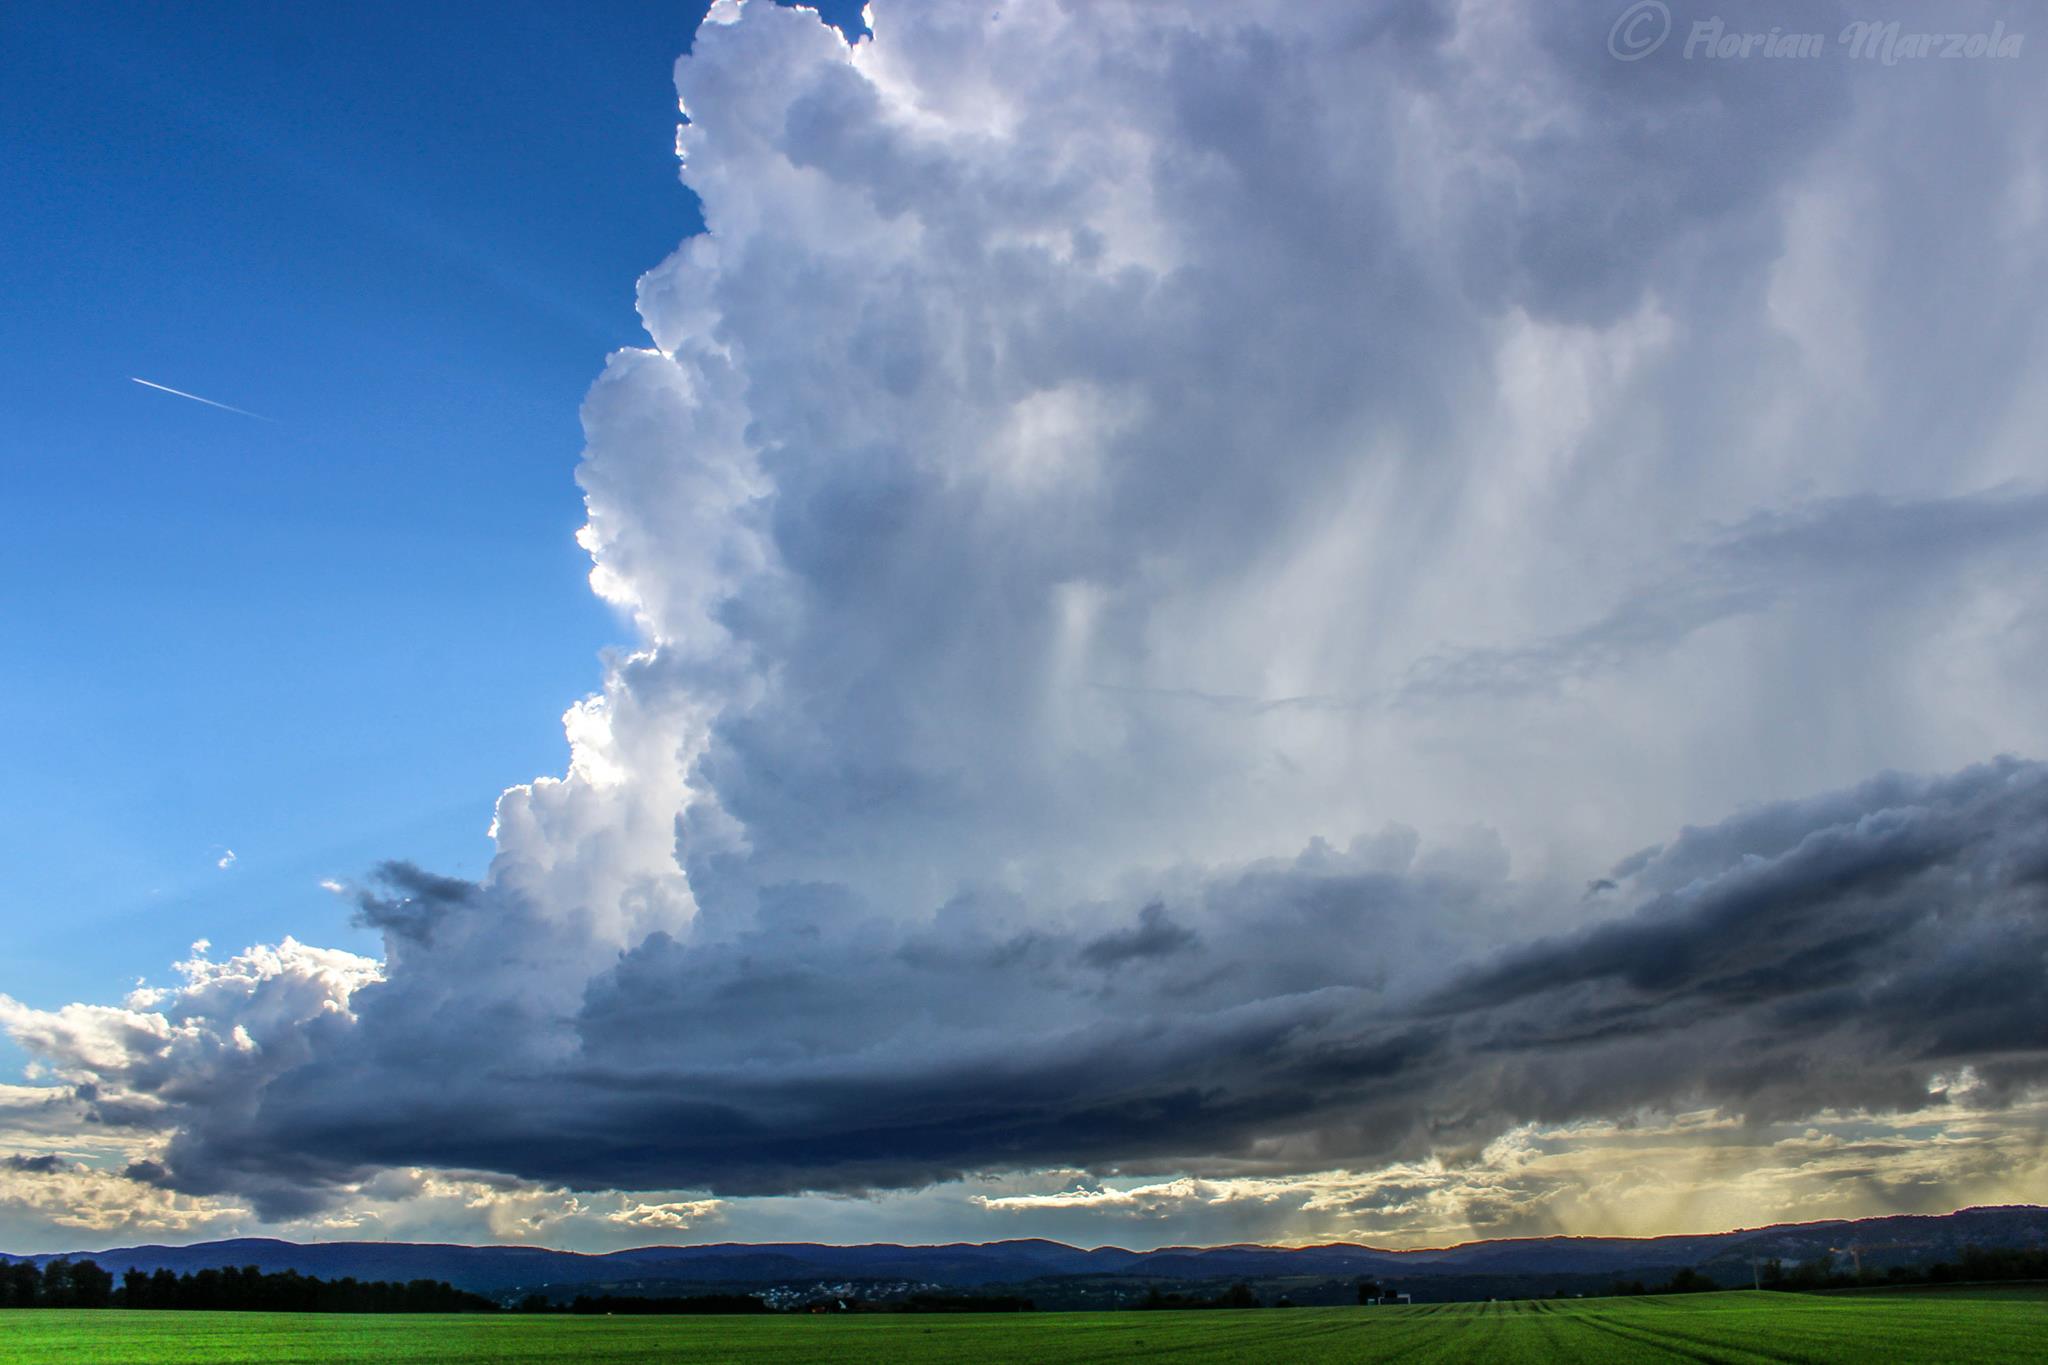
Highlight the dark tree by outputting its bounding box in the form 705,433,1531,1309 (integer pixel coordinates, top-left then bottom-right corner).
39,1259,74,1307
68,1261,114,1309
2,1260,41,1308
1659,1268,1717,1294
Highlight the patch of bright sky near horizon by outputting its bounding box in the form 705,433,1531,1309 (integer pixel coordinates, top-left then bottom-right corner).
0,4,870,1049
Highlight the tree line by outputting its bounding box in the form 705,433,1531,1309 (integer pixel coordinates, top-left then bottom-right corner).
524,1291,1031,1314
1603,1244,2048,1297
552,1293,773,1315
1758,1244,2048,1291
1606,1267,1724,1296
1138,1282,1263,1310
0,1259,494,1312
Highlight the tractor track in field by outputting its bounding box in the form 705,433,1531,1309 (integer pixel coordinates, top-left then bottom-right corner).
1568,1306,1815,1365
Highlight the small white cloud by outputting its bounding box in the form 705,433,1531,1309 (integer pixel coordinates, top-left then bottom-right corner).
216,850,237,871
608,1198,723,1231
1930,1065,1986,1098
318,879,346,894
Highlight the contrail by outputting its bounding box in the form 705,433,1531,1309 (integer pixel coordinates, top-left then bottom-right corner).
130,376,273,421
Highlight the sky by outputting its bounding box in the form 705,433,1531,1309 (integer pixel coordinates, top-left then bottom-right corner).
0,0,712,1048
1,0,2045,1255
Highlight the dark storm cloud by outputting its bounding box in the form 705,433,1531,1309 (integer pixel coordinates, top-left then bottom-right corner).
1414,759,2048,1119
1079,903,1199,969
2,1155,63,1176
104,759,2048,1207
349,860,479,946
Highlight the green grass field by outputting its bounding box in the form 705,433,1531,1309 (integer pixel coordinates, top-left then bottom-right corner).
2,1287,2043,1363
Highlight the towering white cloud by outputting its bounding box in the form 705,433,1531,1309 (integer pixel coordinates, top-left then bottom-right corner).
6,0,2048,1239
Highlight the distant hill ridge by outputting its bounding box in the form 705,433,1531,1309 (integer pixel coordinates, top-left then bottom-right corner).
7,1205,2044,1296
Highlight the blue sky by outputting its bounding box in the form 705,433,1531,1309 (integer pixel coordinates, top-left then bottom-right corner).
0,3,721,1026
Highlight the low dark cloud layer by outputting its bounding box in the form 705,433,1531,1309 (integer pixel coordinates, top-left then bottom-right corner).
16,759,2044,1213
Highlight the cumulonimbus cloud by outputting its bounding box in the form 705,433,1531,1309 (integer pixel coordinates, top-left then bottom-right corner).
7,0,2048,1224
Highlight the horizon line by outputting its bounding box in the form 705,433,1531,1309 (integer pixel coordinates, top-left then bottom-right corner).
8,1201,2038,1263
